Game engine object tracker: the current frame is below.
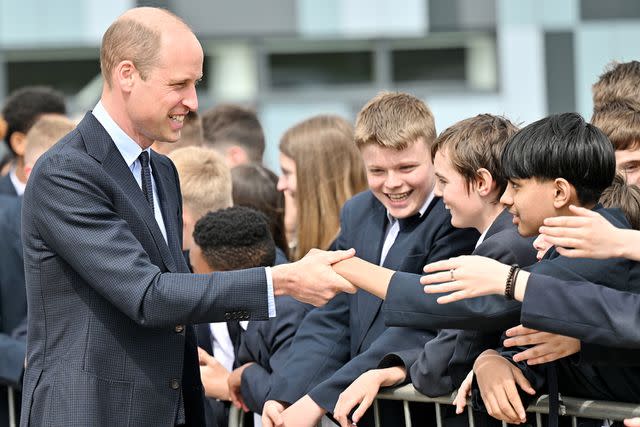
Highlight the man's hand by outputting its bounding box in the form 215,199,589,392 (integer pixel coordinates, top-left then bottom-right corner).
280,395,326,427
452,370,474,414
539,205,627,259
421,256,513,303
262,400,287,427
334,367,406,426
504,325,581,365
197,347,230,400
271,248,357,307
228,362,253,412
474,350,536,424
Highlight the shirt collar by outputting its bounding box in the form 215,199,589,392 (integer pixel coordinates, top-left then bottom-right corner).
92,101,147,168
386,190,435,224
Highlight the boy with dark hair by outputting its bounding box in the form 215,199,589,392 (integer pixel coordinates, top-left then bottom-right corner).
191,207,310,426
419,112,640,425
0,86,66,196
263,92,479,426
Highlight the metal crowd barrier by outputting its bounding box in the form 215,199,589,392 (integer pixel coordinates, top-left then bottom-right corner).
228,384,640,427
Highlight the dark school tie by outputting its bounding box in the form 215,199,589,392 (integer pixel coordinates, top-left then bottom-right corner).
139,151,154,213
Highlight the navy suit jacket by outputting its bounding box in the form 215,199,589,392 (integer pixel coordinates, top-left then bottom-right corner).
379,209,537,396
20,113,270,427
0,195,26,425
0,175,17,197
269,190,478,418
238,295,312,413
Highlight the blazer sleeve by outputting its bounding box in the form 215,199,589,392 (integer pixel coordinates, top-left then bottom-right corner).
307,326,435,413
238,297,311,413
521,273,640,348
27,152,269,327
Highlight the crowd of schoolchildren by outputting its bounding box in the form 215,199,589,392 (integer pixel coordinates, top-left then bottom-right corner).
2,60,640,427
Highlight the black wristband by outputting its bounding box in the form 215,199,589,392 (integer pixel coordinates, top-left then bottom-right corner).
504,264,519,300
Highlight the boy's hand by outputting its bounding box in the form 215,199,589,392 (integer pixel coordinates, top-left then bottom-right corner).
474,350,536,424
262,400,287,427
421,256,512,303
504,325,581,364
197,347,231,400
539,205,626,259
453,370,474,414
228,362,253,412
334,367,406,426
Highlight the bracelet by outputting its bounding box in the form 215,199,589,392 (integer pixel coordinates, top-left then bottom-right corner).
504,264,520,300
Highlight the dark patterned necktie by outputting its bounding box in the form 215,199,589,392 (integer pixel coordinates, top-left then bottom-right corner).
138,151,154,213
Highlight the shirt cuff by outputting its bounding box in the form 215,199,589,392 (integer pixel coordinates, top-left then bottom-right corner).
265,267,277,318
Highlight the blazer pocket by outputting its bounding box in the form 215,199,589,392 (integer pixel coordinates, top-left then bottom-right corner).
48,368,133,426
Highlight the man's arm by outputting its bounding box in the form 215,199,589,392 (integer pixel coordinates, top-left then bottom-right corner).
30,154,354,328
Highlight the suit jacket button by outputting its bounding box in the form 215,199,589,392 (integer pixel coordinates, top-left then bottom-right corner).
170,379,180,390
174,325,184,333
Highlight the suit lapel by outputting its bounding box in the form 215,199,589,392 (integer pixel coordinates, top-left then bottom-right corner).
78,113,178,272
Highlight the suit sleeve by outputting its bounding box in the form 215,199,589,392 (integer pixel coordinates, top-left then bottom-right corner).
384,235,526,332
28,152,269,328
308,327,435,413
521,273,640,348
266,207,356,405
239,297,311,413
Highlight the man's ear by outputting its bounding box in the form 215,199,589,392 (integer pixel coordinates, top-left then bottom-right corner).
552,178,573,208
9,131,26,157
115,60,137,93
474,168,495,197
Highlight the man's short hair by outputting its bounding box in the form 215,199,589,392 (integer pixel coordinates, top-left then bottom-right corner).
168,146,232,219
592,61,640,109
591,100,640,151
201,104,265,163
502,112,616,205
599,173,640,230
432,114,518,197
2,86,67,154
192,206,276,271
354,91,436,150
100,8,188,87
24,115,76,167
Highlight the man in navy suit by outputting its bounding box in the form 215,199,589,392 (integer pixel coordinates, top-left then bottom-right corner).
20,8,355,427
0,86,66,197
263,92,479,426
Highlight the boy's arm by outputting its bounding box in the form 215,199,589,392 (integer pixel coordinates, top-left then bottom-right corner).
332,257,394,299
238,297,311,412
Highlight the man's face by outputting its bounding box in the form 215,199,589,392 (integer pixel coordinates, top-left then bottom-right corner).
360,139,434,219
433,150,482,230
615,148,640,186
500,178,557,237
127,29,203,149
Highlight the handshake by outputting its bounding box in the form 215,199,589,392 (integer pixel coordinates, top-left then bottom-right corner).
270,248,360,307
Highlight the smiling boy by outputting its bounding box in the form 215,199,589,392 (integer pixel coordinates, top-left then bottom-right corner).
263,92,478,426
